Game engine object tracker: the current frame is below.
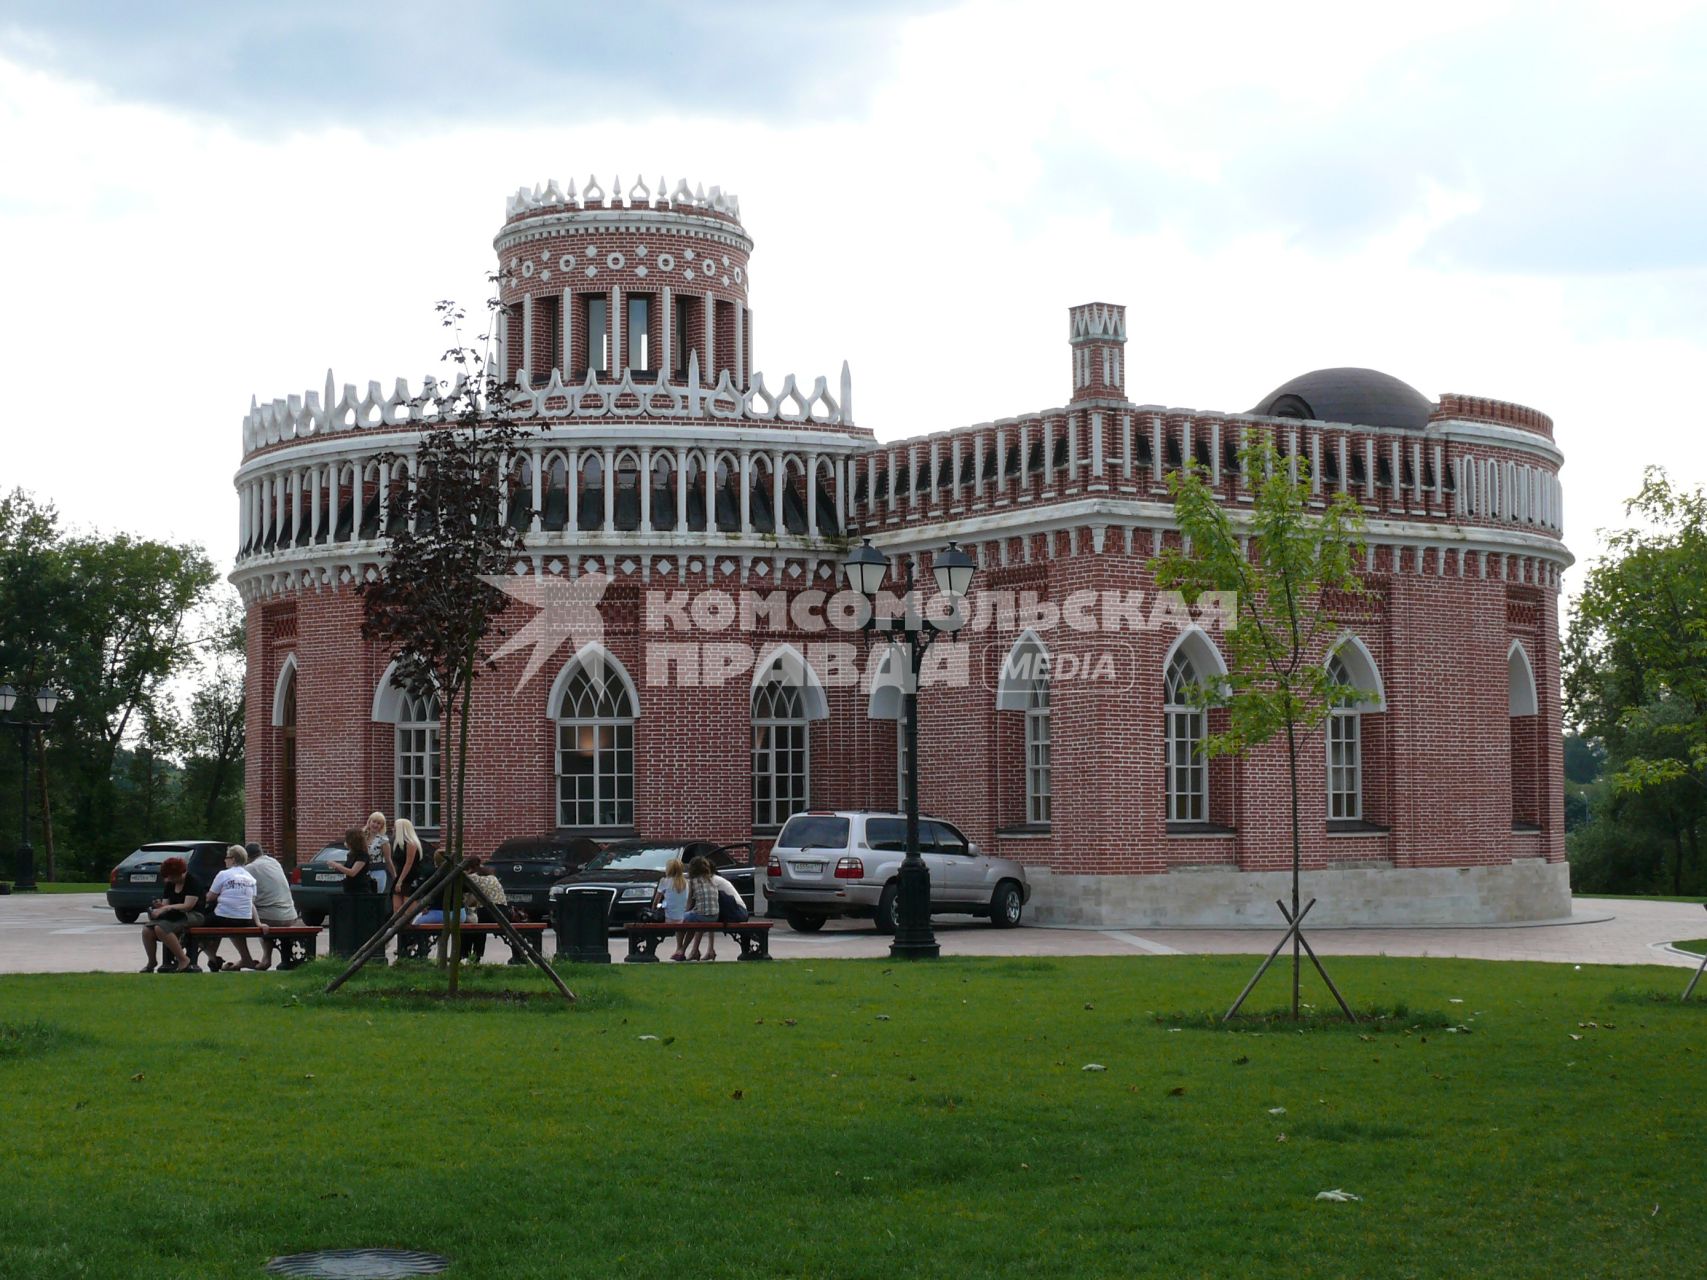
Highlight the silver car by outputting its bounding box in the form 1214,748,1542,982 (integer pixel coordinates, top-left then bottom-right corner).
764,811,1030,934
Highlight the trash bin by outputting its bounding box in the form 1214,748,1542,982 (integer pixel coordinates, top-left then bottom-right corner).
553,887,614,963
330,893,389,959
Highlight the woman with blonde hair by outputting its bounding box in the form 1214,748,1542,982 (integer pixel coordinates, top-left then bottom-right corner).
651,856,691,961
390,817,426,916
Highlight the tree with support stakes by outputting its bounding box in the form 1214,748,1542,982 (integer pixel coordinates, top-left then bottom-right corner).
357,294,537,994
1151,435,1372,1022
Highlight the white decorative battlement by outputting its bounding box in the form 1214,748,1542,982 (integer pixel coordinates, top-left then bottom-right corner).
241,354,854,453
505,174,741,221
1069,303,1127,343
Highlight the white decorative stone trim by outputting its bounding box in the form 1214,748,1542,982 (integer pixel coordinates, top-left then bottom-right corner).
241,355,858,453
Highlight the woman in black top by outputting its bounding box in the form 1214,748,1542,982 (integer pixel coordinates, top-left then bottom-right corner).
327,828,374,893
140,856,206,973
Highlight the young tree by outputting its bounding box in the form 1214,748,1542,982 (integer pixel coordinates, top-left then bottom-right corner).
358,299,531,991
1151,437,1369,1020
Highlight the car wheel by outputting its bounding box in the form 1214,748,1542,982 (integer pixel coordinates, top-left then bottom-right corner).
114,908,141,924
785,911,826,933
989,881,1023,929
874,884,899,935
301,909,326,928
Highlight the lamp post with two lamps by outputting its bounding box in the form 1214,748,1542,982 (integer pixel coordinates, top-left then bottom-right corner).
0,684,62,893
843,538,977,960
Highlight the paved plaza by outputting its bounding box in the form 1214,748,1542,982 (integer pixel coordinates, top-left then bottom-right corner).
0,892,1701,974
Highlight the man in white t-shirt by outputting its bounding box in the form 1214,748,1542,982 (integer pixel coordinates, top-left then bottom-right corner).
245,842,299,970
202,845,266,971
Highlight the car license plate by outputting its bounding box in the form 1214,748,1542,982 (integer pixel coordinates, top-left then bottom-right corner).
315,873,344,884
791,860,825,874
130,873,154,883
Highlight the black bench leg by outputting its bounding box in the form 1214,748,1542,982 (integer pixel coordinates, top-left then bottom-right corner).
278,938,305,971
735,927,771,961
625,932,661,963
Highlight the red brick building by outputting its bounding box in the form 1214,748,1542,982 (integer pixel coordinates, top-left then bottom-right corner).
234,176,1572,926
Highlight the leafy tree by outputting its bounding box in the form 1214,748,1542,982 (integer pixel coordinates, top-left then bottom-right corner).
359,299,530,989
177,592,247,833
1566,468,1707,893
1152,438,1368,1019
52,533,218,862
0,489,223,877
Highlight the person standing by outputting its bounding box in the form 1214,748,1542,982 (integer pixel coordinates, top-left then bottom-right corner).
244,842,299,970
202,845,267,971
389,818,425,918
327,828,373,893
364,812,392,898
139,856,206,973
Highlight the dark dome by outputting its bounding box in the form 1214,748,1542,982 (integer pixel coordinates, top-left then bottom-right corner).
1248,367,1434,431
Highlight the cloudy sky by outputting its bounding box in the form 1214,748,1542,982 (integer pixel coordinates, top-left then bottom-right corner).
3,0,1703,589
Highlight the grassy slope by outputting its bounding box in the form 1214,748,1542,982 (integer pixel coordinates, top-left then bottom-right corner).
0,955,1700,1280
31,883,107,895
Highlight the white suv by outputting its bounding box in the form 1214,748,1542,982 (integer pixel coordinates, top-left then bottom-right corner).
764,811,1031,934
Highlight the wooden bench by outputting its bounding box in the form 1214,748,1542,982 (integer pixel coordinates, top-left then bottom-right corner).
623,920,774,963
187,924,321,970
396,921,549,964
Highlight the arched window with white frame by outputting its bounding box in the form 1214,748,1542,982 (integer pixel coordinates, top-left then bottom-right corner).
996,631,1052,829
1164,651,1207,823
395,689,441,832
372,665,443,835
752,647,829,831
1024,676,1051,825
752,673,810,831
553,652,638,829
1326,653,1361,820
1322,636,1386,828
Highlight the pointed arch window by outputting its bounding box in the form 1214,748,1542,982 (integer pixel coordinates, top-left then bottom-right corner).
752,672,810,831
1164,652,1207,823
1025,677,1051,825
556,660,636,828
395,690,442,832
279,665,297,862
1326,653,1361,820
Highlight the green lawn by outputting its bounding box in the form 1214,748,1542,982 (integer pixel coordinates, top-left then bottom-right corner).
31,882,106,894
0,955,1700,1279
1672,938,1707,956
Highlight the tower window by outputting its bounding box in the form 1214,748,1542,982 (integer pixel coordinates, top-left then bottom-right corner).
627,294,652,372
584,295,609,374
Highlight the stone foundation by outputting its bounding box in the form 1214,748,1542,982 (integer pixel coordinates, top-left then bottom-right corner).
1026,858,1572,928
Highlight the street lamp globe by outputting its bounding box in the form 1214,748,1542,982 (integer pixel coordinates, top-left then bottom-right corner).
35,688,61,716
844,538,890,598
932,542,976,598
0,685,14,714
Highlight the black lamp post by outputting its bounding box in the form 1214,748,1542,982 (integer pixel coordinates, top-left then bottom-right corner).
0,684,61,893
844,539,977,960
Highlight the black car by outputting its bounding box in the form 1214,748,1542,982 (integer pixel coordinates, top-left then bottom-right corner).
487,835,602,921
548,840,755,930
106,841,229,923
289,843,397,926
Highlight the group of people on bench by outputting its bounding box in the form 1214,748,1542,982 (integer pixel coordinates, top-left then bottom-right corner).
652,855,750,962
138,843,299,973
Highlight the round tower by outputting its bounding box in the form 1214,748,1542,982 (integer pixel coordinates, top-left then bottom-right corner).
496,175,754,393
